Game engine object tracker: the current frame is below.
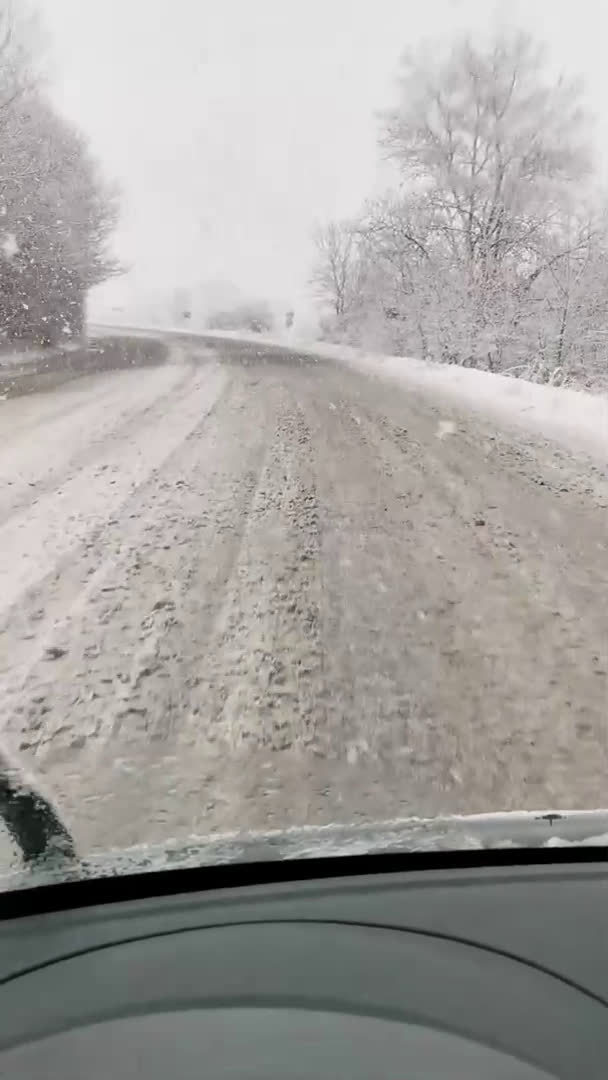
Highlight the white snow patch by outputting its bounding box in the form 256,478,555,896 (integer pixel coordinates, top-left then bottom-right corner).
436,419,456,440
1,232,18,259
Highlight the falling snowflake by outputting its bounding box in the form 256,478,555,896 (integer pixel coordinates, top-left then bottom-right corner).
1,233,18,259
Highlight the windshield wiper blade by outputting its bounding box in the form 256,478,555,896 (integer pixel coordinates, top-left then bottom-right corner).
0,771,75,864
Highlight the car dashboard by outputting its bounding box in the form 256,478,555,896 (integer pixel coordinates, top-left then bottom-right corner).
0,849,606,1078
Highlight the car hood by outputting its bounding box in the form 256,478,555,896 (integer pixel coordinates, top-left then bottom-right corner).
2,808,608,893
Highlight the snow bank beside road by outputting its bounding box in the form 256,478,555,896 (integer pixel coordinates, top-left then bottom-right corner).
313,342,608,465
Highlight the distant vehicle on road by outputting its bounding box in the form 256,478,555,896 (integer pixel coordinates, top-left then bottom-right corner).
207,301,273,334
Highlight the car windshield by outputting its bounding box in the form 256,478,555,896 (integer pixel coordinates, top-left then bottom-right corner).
1,0,607,888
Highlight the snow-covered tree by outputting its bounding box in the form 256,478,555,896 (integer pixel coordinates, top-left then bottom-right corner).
311,221,367,318
0,3,120,345
314,31,608,385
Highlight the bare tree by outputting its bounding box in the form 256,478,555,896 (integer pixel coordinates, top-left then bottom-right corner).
0,1,44,114
311,220,360,319
381,33,590,273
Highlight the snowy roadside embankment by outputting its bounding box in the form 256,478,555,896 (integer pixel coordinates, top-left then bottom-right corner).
306,341,608,467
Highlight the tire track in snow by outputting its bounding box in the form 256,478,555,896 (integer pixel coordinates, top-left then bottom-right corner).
0,362,229,741
0,371,269,753
0,360,226,621
0,359,197,525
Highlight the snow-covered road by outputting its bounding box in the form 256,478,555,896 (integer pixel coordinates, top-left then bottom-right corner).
1,336,607,858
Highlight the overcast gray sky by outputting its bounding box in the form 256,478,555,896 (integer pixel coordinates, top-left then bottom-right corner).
38,0,608,321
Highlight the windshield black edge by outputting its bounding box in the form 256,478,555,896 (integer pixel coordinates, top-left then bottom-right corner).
0,846,606,921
